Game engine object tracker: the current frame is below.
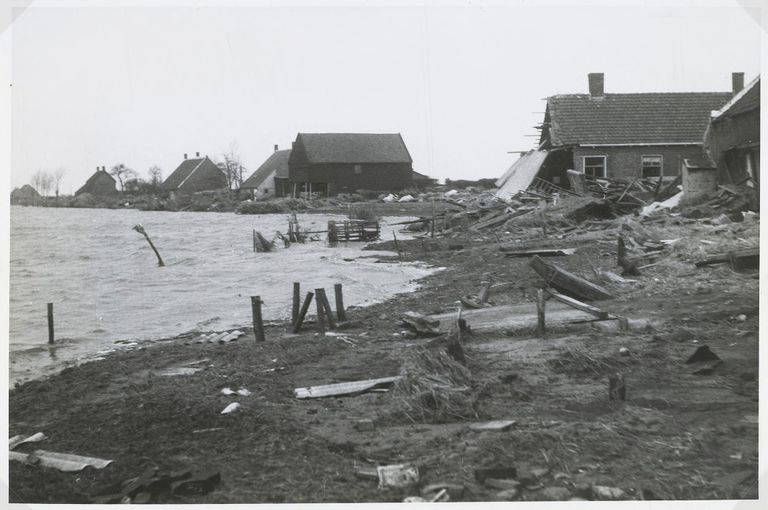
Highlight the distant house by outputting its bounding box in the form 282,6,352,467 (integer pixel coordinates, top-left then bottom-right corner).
705,75,760,187
287,133,413,196
241,145,291,198
11,184,41,205
516,73,739,194
75,167,118,196
161,153,228,194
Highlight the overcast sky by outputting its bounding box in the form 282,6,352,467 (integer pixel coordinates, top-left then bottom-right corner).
7,0,763,193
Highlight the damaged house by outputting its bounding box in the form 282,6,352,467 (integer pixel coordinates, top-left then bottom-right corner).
287,133,413,196
498,73,741,199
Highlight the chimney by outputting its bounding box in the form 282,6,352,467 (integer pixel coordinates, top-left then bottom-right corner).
196,151,200,157
732,72,744,94
96,166,99,171
184,153,187,160
102,166,106,171
274,144,279,152
588,73,604,98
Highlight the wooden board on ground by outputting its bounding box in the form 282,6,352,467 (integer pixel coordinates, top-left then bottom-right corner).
530,255,614,302
294,376,401,399
500,248,576,257
545,289,609,319
426,302,599,334
469,420,517,431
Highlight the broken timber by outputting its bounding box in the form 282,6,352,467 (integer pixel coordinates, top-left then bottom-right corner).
294,376,401,399
500,247,576,257
545,289,609,320
694,248,759,270
530,255,614,302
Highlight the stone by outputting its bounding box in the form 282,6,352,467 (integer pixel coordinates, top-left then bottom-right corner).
492,489,519,501
573,482,592,499
592,485,627,500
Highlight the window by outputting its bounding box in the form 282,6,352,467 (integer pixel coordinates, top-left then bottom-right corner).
354,164,362,174
583,156,606,178
263,188,270,194
641,155,663,178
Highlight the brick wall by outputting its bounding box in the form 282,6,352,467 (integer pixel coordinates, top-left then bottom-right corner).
572,145,703,180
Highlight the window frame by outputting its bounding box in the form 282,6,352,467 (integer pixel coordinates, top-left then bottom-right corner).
641,155,664,179
582,155,607,179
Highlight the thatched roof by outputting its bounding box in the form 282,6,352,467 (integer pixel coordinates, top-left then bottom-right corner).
11,184,41,199
162,156,227,192
241,149,291,190
75,169,117,196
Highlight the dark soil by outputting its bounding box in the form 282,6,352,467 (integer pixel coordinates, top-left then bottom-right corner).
8,207,759,503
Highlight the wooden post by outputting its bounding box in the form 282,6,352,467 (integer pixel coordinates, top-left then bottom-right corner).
47,303,54,345
334,283,347,322
292,282,301,326
393,231,402,261
293,292,314,333
253,229,257,252
536,288,546,336
328,221,338,245
477,282,492,303
133,224,165,267
314,288,326,334
317,288,336,329
609,373,626,401
430,200,436,238
251,296,265,342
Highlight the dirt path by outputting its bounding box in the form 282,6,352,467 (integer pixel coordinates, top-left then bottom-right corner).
8,219,759,503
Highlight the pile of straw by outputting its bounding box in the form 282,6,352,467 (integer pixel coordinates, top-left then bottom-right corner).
390,348,480,424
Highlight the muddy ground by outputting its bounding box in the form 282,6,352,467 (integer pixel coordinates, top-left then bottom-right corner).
8,208,759,503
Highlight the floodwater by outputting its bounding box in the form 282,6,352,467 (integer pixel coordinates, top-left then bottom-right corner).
9,206,438,383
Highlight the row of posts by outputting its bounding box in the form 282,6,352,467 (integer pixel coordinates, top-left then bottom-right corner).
249,282,346,342
44,283,346,346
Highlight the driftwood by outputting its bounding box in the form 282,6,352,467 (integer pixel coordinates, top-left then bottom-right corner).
294,376,401,399
545,289,609,319
500,247,576,257
530,255,614,302
617,237,641,276
695,248,759,270
400,312,441,337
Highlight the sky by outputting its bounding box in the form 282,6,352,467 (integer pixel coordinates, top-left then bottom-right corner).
5,0,764,193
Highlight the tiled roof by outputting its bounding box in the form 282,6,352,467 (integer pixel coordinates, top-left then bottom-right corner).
297,133,412,164
241,150,291,189
545,92,733,146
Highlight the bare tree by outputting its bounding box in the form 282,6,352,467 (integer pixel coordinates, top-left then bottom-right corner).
31,169,53,196
148,166,163,188
53,168,66,197
221,140,243,191
109,163,138,192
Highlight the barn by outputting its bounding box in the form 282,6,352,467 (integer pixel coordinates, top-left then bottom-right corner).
162,153,228,194
75,167,118,196
287,133,413,196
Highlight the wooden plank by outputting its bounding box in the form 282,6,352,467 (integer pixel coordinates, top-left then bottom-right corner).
695,248,759,269
529,255,614,302
294,376,401,399
545,289,608,319
500,248,576,257
469,420,517,431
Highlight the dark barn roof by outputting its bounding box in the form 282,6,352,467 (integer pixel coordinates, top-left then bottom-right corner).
544,92,733,146
161,156,226,192
12,184,41,199
296,133,412,164
75,169,117,195
241,149,291,189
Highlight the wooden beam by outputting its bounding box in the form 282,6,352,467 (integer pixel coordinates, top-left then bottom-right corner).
294,376,401,399
529,255,614,302
500,247,576,257
545,289,609,319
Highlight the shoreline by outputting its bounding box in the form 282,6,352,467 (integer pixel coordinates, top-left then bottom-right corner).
9,216,759,503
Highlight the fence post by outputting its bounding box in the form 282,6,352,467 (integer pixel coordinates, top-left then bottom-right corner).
251,296,265,342
536,288,546,336
47,303,54,345
293,292,314,333
317,288,336,329
292,282,301,326
314,288,326,335
334,283,347,322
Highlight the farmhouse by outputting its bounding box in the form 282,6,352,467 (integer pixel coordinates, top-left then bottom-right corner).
75,167,118,196
241,146,291,198
287,133,413,196
11,184,42,205
161,153,228,194
498,73,740,198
